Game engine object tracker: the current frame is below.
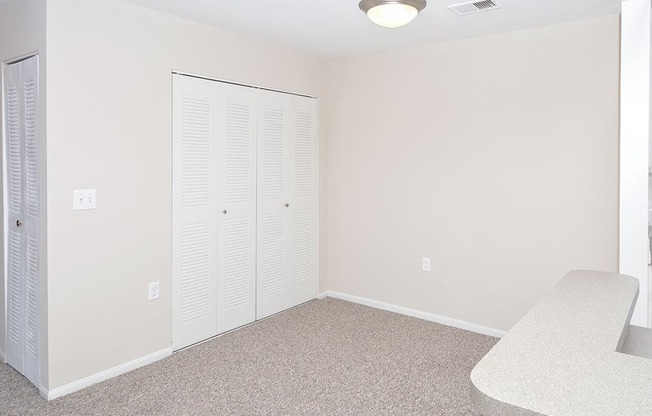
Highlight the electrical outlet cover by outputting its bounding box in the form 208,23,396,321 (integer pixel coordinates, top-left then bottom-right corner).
422,257,431,272
148,282,160,301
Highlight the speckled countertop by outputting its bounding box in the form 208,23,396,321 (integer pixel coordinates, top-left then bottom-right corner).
470,270,652,416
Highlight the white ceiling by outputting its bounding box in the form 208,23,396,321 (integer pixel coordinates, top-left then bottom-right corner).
122,1,619,58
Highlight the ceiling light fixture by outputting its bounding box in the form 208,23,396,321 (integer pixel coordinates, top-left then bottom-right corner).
359,0,427,29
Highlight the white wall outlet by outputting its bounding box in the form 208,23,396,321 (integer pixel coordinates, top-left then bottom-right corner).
422,257,431,272
73,189,97,210
148,282,160,301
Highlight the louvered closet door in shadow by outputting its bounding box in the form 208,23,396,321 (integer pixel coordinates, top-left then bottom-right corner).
172,75,219,350
3,55,41,387
215,83,257,334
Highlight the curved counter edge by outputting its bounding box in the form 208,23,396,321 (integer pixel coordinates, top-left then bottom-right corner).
469,270,652,416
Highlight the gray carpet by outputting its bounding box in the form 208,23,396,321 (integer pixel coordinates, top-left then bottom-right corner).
0,298,497,415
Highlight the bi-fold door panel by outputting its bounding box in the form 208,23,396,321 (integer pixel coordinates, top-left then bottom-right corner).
172,76,219,350
216,83,257,334
4,55,41,388
256,91,292,319
290,97,318,308
5,56,24,374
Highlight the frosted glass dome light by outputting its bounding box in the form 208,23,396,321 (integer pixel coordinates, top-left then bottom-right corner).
359,0,427,29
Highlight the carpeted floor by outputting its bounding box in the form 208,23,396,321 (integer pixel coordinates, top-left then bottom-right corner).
0,298,497,415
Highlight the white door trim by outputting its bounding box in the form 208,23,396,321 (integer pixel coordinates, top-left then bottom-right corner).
620,0,651,327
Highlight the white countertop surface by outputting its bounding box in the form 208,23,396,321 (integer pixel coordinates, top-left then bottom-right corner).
470,270,652,416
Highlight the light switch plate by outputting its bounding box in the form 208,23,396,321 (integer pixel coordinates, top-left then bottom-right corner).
73,189,96,210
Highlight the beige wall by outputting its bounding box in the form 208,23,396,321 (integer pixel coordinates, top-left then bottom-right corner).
10,0,621,392
0,0,47,385
325,15,620,331
46,0,326,389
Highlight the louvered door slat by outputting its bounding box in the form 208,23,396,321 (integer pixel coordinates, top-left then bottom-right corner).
262,214,286,296
24,79,38,217
181,96,211,207
8,231,22,346
7,84,22,215
25,236,38,356
262,107,285,200
223,218,252,309
294,209,313,287
226,103,252,204
180,224,211,323
294,111,313,198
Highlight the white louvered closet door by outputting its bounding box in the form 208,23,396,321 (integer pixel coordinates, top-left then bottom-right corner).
215,83,257,334
3,55,40,387
256,91,318,320
289,96,318,307
173,74,317,345
172,75,219,350
256,91,292,319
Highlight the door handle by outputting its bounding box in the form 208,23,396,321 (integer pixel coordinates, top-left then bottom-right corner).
222,210,227,214
284,203,289,208
16,220,22,227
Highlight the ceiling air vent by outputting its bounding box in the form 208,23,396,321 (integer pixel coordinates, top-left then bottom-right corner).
448,0,503,16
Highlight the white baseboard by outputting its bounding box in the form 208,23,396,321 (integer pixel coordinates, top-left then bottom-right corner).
0,350,5,363
319,290,506,338
41,347,172,401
